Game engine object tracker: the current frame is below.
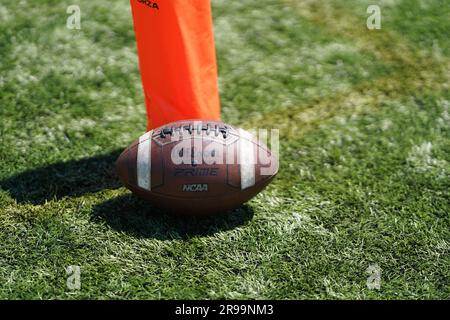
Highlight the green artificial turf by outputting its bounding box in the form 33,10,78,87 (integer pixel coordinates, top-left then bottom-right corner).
0,0,448,299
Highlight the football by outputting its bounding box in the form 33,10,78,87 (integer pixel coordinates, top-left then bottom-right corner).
116,119,278,215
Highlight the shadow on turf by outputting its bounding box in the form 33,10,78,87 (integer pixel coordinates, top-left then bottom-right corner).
91,194,254,239
0,150,123,204
1,150,255,237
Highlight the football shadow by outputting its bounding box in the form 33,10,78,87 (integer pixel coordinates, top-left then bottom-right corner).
0,149,123,204
91,194,255,240
1,149,255,238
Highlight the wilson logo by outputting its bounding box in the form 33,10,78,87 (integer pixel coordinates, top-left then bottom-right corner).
174,168,219,177
138,0,159,10
182,184,208,192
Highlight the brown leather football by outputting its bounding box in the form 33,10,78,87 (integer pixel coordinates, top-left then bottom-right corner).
116,119,278,215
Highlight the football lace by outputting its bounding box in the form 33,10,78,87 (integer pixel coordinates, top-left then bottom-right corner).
159,124,229,139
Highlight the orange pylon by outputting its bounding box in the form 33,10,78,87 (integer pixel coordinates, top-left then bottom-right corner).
130,0,221,130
